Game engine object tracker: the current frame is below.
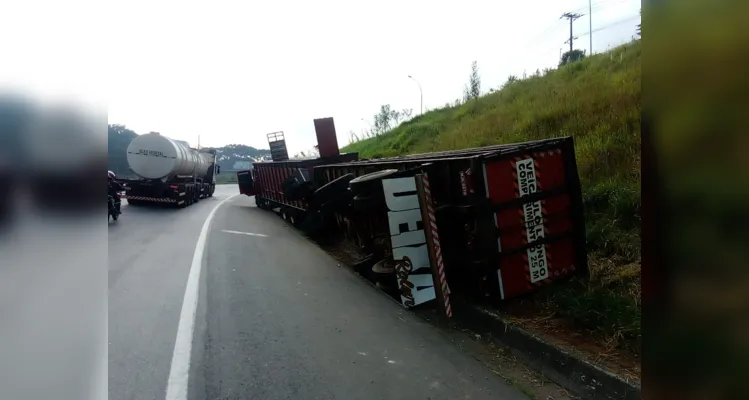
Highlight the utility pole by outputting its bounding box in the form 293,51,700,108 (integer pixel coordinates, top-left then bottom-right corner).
561,12,584,53
407,75,423,115
589,0,593,55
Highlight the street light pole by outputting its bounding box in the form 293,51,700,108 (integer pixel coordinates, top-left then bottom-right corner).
407,75,423,115
589,0,593,55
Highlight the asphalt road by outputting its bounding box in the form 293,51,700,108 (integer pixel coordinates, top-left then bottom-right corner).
109,185,528,400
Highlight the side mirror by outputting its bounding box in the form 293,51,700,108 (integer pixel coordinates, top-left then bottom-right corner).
216,165,221,175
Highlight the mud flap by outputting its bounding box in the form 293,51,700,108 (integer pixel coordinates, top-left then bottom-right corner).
237,170,254,196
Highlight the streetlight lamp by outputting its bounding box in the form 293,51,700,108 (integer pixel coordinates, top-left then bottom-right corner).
407,75,423,115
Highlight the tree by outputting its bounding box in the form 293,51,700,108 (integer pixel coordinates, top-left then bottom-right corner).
372,104,392,136
559,49,586,66
469,61,481,98
367,106,415,137
502,75,519,89
463,61,481,101
348,130,360,144
463,61,481,102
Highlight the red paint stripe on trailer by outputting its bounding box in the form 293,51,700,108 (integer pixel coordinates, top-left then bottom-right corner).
421,173,452,319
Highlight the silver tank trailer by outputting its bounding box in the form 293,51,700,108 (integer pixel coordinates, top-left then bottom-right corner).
126,132,214,180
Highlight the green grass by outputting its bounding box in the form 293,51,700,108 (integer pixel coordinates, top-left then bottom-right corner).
216,174,239,185
344,41,642,351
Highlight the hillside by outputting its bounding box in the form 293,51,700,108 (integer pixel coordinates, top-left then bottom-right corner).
107,124,270,178
344,42,642,355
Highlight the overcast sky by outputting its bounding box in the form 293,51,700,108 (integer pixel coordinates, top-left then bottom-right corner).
1,0,640,155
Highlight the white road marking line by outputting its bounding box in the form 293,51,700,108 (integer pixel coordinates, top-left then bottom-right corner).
165,193,239,400
220,229,268,237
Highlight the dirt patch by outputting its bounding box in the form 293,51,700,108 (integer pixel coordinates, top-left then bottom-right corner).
502,300,641,384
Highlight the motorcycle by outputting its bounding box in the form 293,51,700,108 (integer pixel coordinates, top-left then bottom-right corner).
108,191,123,222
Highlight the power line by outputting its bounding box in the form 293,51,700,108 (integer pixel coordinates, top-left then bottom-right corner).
570,0,633,14
576,14,641,37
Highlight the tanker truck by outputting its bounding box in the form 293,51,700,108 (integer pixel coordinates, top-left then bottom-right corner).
120,132,220,207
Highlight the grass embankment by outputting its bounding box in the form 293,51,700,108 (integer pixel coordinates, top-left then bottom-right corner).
343,41,641,354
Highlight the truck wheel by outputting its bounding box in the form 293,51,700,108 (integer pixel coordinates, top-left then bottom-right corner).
281,176,299,192
314,173,354,205
285,181,314,201
299,210,324,237
349,169,399,196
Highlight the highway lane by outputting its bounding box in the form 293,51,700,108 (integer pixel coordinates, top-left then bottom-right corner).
190,194,527,400
108,185,237,400
109,185,528,400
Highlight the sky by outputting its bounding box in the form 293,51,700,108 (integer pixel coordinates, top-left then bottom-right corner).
0,0,640,156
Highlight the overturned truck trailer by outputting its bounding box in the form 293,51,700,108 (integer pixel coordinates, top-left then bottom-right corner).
312,137,588,312
237,118,359,224
238,119,588,316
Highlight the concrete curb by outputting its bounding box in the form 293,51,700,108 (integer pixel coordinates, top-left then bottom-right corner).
450,299,641,400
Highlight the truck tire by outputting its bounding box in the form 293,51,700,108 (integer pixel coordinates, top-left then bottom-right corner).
281,176,299,192
314,173,354,205
349,169,399,196
285,181,314,201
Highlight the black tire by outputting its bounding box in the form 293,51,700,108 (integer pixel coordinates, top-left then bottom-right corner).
349,169,399,195
179,191,188,208
285,181,314,201
288,211,304,227
352,194,385,212
299,210,325,237
314,173,354,204
281,176,299,192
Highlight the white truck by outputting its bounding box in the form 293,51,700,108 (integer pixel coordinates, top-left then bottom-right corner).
120,132,220,207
